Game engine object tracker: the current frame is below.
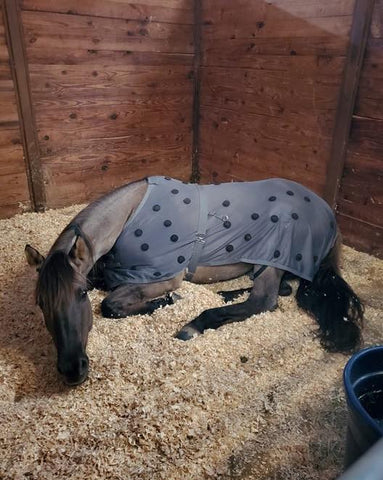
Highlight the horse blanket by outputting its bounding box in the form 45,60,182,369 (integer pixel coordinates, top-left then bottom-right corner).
102,176,337,289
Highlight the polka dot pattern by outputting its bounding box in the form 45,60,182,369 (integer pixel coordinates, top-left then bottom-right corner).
107,176,337,289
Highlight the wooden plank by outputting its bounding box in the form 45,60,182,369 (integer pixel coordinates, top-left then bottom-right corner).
3,0,45,211
42,151,192,208
22,0,193,25
347,115,383,158
22,10,193,54
324,0,375,208
191,0,201,182
203,0,355,24
34,106,192,152
337,212,383,258
24,47,193,66
200,66,342,117
203,37,350,65
28,64,194,111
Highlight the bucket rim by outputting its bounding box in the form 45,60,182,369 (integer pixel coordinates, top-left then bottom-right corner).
343,345,383,437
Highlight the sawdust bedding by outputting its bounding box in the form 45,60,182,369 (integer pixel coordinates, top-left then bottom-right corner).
0,205,382,480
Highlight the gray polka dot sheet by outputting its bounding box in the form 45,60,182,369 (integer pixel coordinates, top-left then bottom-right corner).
102,176,337,288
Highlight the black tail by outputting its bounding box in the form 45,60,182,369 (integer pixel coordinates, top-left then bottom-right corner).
296,239,364,353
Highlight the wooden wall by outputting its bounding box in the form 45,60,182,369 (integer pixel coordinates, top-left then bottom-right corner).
198,0,356,194
19,0,194,208
0,0,31,217
337,0,383,258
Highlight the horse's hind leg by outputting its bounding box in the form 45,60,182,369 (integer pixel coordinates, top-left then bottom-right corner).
101,274,183,318
175,267,284,340
218,273,292,303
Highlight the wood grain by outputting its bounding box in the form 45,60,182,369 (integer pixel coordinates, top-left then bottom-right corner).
22,0,193,25
0,1,31,218
22,10,193,54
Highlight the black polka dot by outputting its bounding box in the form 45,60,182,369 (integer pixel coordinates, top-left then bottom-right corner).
291,213,299,220
271,215,279,223
153,272,161,277
171,189,179,194
251,213,259,220
286,190,294,196
226,244,234,252
177,256,185,264
170,234,179,242
183,198,191,204
223,221,231,228
296,253,302,261
141,243,149,251
313,255,318,263
153,204,161,211
244,234,252,241
134,229,143,237
163,220,172,227
222,200,230,207
269,196,276,202
304,196,311,202
274,250,280,258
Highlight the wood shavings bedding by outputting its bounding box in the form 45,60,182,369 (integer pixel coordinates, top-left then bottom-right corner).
0,205,382,480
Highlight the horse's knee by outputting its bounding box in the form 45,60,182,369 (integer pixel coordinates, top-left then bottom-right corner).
101,297,128,318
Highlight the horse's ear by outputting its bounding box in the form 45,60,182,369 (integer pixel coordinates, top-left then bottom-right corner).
69,235,91,270
25,244,45,269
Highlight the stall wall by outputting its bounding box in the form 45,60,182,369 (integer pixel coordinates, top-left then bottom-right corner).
0,0,30,217
20,0,194,207
198,0,355,194
337,1,383,258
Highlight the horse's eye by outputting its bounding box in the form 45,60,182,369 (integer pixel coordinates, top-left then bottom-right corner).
79,289,87,300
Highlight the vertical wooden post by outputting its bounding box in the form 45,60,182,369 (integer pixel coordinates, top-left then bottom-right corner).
3,0,45,211
191,0,202,183
324,0,375,209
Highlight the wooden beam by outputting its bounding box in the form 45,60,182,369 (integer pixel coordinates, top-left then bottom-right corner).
3,0,46,211
191,0,202,183
324,0,375,208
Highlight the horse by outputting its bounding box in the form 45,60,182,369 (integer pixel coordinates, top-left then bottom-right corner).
25,176,364,386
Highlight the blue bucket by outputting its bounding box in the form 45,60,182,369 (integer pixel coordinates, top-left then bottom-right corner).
343,345,383,468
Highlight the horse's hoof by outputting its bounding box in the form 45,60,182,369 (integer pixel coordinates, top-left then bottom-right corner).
174,325,201,341
279,282,292,297
167,292,182,304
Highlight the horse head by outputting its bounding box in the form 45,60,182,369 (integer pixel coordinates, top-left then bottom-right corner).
25,232,93,386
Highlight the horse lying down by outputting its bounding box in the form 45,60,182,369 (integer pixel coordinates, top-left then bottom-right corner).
25,176,364,386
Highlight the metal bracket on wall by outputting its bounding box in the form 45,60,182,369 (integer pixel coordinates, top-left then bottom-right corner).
3,0,46,212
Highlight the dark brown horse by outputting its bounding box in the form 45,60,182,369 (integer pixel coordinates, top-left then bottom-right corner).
25,177,364,386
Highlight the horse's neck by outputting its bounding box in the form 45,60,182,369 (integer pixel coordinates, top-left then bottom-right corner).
51,179,148,270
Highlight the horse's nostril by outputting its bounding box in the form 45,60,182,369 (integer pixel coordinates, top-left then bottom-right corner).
80,356,89,373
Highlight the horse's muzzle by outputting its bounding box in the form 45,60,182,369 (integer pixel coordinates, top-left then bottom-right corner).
57,354,89,386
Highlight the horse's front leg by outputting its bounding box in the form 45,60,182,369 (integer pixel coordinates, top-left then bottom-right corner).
175,266,284,340
101,273,183,318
